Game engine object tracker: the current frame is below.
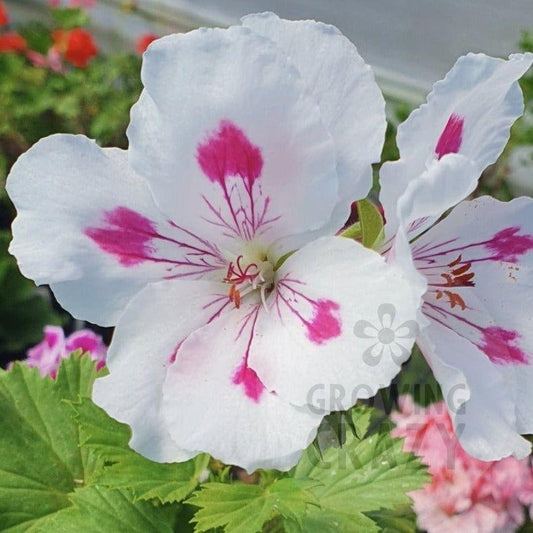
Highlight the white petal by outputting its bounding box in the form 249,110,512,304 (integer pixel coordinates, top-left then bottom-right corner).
249,236,424,412
418,322,530,460
381,153,480,241
398,53,532,170
161,302,322,473
379,52,532,229
242,12,386,229
414,196,533,439
128,26,339,254
7,135,195,326
92,280,234,463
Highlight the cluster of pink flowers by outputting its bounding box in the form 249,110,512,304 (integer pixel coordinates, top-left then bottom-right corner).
24,326,106,378
392,395,533,532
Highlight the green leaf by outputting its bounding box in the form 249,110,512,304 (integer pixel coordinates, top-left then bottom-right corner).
55,349,101,401
292,406,428,530
357,200,384,249
49,487,176,533
187,479,319,533
339,222,362,240
284,509,379,533
51,7,90,29
97,454,211,505
365,506,418,533
0,356,176,531
73,398,209,503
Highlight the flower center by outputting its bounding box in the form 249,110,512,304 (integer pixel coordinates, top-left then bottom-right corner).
378,328,395,344
223,254,274,309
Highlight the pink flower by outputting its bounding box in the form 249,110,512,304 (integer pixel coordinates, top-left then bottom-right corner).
26,326,107,378
393,395,533,533
27,49,64,72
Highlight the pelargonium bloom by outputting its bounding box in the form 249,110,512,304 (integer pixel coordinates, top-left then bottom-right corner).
27,49,64,72
52,28,98,68
7,13,423,471
379,52,533,460
0,32,27,53
392,396,533,533
25,325,107,378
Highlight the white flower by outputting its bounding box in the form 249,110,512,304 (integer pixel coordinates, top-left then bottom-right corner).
7,13,423,472
379,52,533,461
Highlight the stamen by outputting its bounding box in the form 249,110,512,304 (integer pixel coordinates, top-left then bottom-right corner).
223,255,274,309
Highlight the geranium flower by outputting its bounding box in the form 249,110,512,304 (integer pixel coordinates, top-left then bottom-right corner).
379,52,533,460
52,27,98,68
7,13,423,471
27,49,64,72
392,396,533,533
24,326,107,378
136,33,158,55
0,32,27,53
0,1,9,27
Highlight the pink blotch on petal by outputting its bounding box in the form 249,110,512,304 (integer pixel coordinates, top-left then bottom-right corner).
485,226,533,263
84,207,157,266
435,114,464,160
306,299,342,345
232,362,265,403
196,120,263,188
480,326,529,365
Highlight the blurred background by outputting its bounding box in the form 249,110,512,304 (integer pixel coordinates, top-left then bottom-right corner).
1,0,533,365
9,0,533,104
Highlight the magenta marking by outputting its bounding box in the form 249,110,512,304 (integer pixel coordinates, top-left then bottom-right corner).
485,227,533,263
232,362,265,403
423,302,529,366
306,299,342,345
196,120,277,240
168,340,186,364
480,327,528,365
65,332,100,355
435,114,464,160
275,279,342,346
231,306,265,403
197,120,263,188
85,207,156,266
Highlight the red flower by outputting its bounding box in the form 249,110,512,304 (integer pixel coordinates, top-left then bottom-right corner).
53,28,98,68
0,1,9,26
0,32,27,53
136,33,158,55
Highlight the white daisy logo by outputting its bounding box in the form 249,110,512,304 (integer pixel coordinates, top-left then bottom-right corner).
354,303,419,366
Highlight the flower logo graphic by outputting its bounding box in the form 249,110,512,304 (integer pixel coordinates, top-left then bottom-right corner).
353,303,419,367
